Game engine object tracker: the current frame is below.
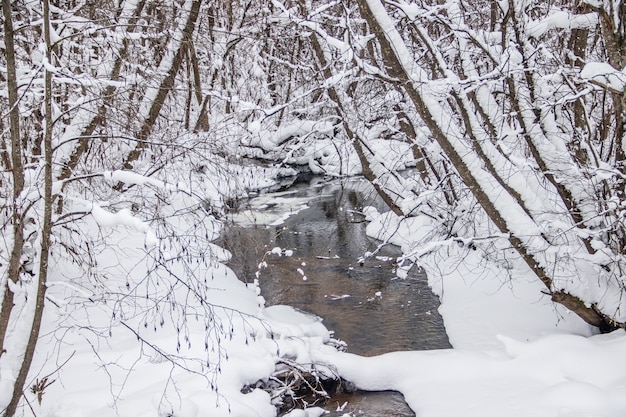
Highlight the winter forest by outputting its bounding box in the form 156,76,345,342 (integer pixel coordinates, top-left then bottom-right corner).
1,0,626,416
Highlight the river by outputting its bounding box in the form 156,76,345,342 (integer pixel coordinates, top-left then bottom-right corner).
219,175,450,416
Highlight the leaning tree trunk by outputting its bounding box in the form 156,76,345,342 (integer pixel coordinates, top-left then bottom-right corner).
121,0,202,172
58,0,148,183
356,0,623,331
585,1,626,219
295,0,405,216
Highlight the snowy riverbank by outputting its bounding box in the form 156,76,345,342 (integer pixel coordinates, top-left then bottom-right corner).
324,206,626,417
11,172,626,417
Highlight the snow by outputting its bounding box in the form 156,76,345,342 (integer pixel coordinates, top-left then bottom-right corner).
526,11,598,38
46,185,626,416
261,305,329,343
581,62,626,93
283,408,325,417
4,1,626,410
4,166,626,417
311,331,626,417
365,209,595,348
87,201,159,247
228,192,313,226
328,204,625,417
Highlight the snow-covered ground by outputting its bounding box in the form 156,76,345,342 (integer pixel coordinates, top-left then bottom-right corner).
311,207,626,417
4,167,626,417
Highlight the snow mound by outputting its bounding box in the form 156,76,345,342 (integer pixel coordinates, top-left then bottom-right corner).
312,331,626,417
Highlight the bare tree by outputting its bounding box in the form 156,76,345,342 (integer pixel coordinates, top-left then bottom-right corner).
350,0,625,330
121,0,203,171
0,0,25,355
0,2,238,414
1,0,54,414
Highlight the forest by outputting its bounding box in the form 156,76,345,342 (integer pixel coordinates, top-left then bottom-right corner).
1,1,626,416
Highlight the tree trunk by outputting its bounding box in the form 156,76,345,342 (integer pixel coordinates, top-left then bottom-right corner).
356,0,621,331
121,0,202,171
2,0,53,414
393,104,431,186
298,0,404,216
0,0,26,357
58,0,147,183
504,0,597,255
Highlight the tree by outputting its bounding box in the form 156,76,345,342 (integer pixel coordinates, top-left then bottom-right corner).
0,2,236,415
121,0,203,171
1,0,55,414
0,0,26,355
348,0,625,330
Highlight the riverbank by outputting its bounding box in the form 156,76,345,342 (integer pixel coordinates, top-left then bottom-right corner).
233,176,626,417
18,170,626,417
224,175,626,417
220,176,447,416
318,204,626,417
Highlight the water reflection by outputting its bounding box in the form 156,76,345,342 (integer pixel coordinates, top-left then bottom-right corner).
219,176,450,416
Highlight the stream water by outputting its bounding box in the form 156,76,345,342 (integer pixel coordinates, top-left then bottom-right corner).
219,175,451,416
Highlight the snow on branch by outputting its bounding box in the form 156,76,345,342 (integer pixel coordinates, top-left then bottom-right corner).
86,201,159,248
526,11,598,38
103,169,201,201
104,169,167,189
580,62,626,94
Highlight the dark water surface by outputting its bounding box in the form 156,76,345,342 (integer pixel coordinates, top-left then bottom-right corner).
219,176,450,416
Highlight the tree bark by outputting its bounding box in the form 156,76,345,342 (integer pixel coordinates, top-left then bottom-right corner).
0,0,25,357
393,104,431,186
356,0,621,330
121,0,202,171
2,0,53,413
58,0,147,183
